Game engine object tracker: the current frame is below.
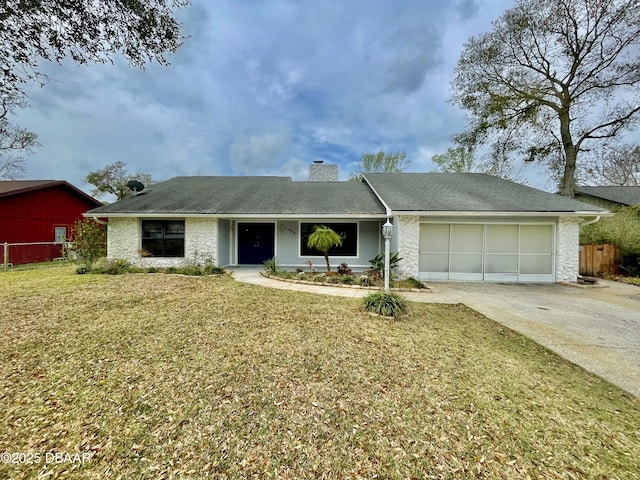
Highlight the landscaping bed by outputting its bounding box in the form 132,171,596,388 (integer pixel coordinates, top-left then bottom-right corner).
262,270,432,292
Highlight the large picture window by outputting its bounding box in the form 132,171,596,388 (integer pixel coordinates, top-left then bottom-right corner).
142,220,185,257
300,222,357,257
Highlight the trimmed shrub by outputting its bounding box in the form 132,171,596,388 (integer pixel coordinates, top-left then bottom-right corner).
203,262,225,275
337,263,352,275
177,264,204,276
90,258,131,275
405,277,426,289
362,291,408,318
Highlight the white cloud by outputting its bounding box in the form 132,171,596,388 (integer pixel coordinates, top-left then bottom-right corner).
229,132,291,174
12,0,537,194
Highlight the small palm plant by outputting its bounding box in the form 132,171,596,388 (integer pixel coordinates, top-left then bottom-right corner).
307,225,343,272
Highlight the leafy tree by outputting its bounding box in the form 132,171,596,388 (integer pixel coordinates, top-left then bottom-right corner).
431,145,526,182
69,218,107,270
581,205,640,275
86,161,154,200
0,0,188,100
452,0,640,197
0,94,39,179
432,146,476,173
350,150,410,181
306,225,343,272
588,144,640,186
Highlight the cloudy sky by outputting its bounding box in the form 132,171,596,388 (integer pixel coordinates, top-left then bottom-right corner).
15,0,528,197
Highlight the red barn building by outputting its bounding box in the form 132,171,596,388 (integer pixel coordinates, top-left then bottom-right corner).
0,180,102,266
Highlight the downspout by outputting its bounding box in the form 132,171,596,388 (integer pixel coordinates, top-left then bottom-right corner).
91,216,108,225
360,175,392,218
362,175,396,285
361,173,394,251
579,216,601,227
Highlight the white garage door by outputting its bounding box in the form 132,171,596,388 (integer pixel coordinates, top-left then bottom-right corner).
419,223,554,282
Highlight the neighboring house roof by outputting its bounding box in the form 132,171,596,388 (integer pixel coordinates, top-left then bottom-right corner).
363,173,607,215
86,176,387,217
0,180,102,206
575,186,640,206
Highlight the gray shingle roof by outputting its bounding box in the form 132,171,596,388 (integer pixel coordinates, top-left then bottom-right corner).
364,173,607,213
575,186,640,206
87,176,386,216
87,173,608,218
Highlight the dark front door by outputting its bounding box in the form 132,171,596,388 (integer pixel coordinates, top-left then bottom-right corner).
238,223,275,264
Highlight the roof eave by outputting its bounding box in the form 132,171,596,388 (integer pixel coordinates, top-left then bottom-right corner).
390,210,612,217
84,212,388,219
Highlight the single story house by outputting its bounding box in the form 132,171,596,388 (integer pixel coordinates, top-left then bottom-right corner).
575,186,640,210
1,180,102,265
85,163,607,283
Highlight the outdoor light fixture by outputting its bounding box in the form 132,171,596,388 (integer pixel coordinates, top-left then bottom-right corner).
382,220,393,239
382,220,393,291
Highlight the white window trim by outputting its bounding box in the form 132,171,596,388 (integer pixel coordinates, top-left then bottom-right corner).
297,220,360,259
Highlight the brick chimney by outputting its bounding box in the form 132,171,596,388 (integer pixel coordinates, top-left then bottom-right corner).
309,160,339,182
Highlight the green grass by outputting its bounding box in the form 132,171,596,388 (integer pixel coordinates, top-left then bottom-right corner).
0,266,638,479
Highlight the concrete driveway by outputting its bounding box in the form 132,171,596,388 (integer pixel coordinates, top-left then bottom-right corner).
230,267,640,397
427,280,640,397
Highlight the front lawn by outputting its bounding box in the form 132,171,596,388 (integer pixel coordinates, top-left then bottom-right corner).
0,266,638,479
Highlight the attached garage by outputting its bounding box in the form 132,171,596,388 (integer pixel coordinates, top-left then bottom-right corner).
419,222,555,282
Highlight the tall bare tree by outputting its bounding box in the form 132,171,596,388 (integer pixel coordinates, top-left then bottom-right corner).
0,94,39,179
452,0,640,197
588,144,640,186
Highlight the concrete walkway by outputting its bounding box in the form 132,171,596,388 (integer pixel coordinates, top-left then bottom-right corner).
228,267,640,397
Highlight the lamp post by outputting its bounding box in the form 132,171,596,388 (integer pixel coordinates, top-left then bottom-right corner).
382,220,393,292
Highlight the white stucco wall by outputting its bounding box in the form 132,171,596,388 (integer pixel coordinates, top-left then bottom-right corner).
107,217,218,267
395,215,420,279
556,216,580,283
107,217,139,264
185,217,218,265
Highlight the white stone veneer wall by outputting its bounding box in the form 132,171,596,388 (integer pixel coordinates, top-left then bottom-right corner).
184,217,218,265
556,216,580,283
107,217,139,264
107,217,218,267
395,215,420,279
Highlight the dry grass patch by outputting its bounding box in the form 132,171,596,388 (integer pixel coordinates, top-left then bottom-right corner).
0,266,638,479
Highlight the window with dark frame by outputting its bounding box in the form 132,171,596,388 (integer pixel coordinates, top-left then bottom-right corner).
141,220,185,257
300,222,357,257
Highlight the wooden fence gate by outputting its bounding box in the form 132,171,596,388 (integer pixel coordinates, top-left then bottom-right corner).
579,243,619,276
